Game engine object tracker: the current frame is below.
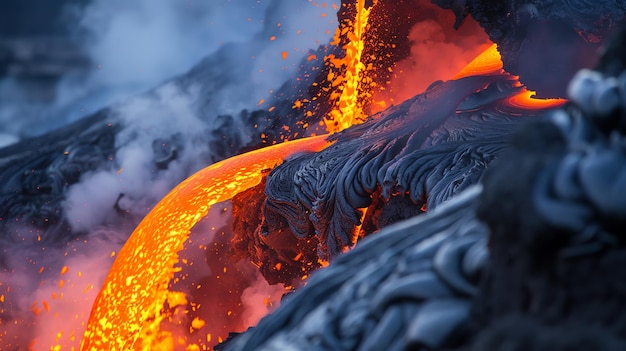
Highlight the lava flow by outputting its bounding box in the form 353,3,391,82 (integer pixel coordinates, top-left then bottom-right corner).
80,136,331,351
323,0,377,133
80,2,381,349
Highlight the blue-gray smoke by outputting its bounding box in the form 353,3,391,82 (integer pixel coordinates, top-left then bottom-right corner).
0,0,337,144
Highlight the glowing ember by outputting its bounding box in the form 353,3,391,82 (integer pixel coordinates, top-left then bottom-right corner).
81,135,331,351
324,0,378,133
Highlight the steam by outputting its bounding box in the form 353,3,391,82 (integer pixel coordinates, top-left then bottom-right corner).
63,82,211,233
0,0,337,141
74,0,261,88
0,229,124,349
62,0,339,234
374,0,491,105
240,273,285,327
27,237,119,349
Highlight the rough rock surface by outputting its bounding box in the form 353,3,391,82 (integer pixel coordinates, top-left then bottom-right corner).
221,25,626,351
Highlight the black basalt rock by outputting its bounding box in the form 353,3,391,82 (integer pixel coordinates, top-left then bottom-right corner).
470,24,626,349
255,72,540,262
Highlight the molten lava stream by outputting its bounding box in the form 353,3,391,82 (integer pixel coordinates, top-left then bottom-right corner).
80,135,331,351
160,200,287,350
453,43,504,79
324,0,377,133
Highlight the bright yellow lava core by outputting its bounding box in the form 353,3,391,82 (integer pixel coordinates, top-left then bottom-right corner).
81,135,331,351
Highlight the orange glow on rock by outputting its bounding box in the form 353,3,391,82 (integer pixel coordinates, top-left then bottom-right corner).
81,135,331,351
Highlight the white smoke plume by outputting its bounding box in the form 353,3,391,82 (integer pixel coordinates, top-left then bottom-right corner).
61,0,339,233
63,82,210,232
240,271,286,327
0,0,337,141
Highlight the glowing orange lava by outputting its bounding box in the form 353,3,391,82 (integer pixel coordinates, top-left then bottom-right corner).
324,0,378,133
456,44,566,109
81,135,331,351
506,87,566,110
453,43,503,79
